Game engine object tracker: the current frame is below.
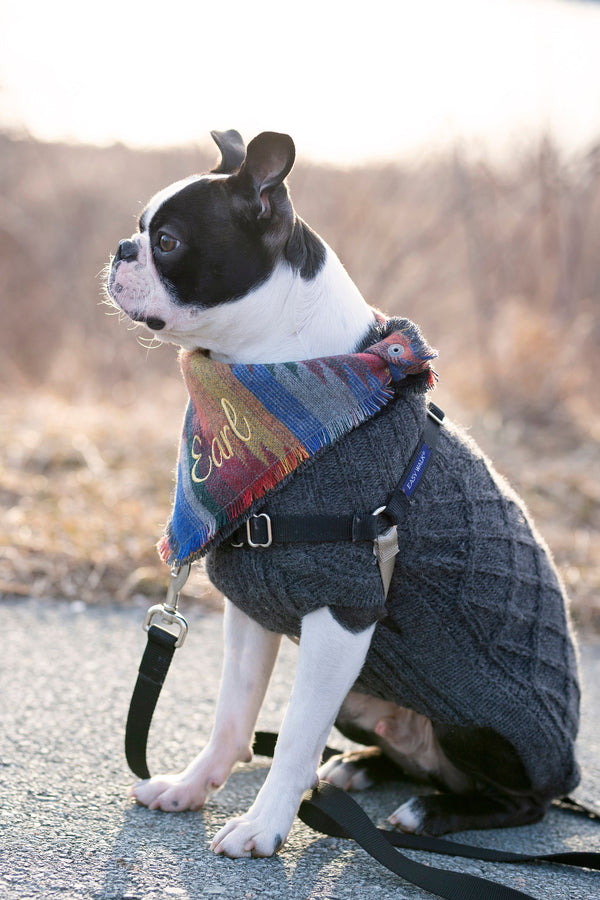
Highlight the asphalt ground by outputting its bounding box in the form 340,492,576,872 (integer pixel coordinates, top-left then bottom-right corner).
1,599,599,899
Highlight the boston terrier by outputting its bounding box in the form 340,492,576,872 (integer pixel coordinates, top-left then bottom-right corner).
106,130,579,859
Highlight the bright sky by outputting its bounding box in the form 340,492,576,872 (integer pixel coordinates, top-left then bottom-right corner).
1,0,600,164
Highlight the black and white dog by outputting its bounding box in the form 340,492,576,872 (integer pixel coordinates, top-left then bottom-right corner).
106,130,579,859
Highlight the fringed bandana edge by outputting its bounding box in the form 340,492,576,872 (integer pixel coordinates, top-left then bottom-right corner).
158,316,437,565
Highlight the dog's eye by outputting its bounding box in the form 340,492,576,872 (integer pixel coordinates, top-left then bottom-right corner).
158,233,180,253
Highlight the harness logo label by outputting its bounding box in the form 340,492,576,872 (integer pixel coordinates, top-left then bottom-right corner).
402,443,431,498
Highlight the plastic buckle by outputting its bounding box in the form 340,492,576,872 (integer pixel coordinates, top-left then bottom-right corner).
427,402,445,426
371,506,399,599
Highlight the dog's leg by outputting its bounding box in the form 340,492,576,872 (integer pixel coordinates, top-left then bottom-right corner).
129,599,281,811
389,724,549,835
210,607,375,858
389,791,548,836
320,694,472,792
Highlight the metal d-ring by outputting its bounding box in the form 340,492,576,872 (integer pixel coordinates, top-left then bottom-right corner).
246,513,273,548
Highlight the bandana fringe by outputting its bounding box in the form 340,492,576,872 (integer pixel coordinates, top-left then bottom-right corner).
159,317,437,564
158,384,398,565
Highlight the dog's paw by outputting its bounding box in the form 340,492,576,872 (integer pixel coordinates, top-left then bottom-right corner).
388,797,427,833
128,771,213,812
318,748,380,791
210,811,288,858
318,746,402,791
128,751,237,812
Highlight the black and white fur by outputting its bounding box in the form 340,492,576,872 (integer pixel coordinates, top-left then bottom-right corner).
107,131,547,858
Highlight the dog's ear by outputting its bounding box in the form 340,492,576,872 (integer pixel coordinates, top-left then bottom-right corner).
210,129,246,174
236,132,295,219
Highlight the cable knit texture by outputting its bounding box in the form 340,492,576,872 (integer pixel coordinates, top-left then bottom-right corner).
207,386,581,799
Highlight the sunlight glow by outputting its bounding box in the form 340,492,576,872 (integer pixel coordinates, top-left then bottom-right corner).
1,0,600,163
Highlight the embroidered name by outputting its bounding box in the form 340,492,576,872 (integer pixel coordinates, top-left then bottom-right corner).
402,443,431,498
190,398,252,483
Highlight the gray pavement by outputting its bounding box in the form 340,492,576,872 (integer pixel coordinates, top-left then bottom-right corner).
1,598,599,900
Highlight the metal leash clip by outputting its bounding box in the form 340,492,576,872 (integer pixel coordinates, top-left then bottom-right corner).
143,562,191,648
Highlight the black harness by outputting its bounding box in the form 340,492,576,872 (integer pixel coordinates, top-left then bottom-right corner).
229,401,445,552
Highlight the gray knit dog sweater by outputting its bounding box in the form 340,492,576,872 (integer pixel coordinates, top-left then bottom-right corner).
207,361,580,800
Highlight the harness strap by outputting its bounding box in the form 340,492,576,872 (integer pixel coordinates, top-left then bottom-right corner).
231,403,445,547
230,402,445,597
231,512,381,547
382,401,445,525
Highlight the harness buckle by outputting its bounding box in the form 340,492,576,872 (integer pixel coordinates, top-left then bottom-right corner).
427,402,445,426
246,513,273,548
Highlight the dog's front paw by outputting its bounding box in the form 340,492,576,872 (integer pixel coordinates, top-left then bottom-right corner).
210,788,299,859
210,813,287,858
129,771,212,812
128,749,240,812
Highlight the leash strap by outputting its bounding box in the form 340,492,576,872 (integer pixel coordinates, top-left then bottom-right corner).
250,732,600,900
297,782,600,899
125,564,191,780
125,625,178,780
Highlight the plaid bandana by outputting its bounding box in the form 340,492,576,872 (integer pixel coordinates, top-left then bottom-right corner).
158,316,437,564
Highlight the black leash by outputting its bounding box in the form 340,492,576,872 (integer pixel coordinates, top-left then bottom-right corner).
250,733,600,900
124,404,600,898
126,564,190,780
125,624,178,781
296,779,600,900
124,629,600,900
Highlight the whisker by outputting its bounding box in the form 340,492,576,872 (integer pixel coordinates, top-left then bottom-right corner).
138,335,162,350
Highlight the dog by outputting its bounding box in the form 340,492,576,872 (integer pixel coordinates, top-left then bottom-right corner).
106,130,580,859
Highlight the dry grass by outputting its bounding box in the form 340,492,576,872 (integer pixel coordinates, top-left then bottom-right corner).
0,131,598,628
1,383,597,627
0,383,223,611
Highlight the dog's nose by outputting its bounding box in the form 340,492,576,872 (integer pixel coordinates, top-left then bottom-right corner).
146,317,166,331
116,239,139,262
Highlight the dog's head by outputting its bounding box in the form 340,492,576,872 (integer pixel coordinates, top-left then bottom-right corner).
106,130,300,350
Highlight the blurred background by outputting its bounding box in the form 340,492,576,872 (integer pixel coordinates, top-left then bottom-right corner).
0,0,598,626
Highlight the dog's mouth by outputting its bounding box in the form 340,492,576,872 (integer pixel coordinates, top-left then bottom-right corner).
104,252,158,322
122,309,167,332
103,252,208,351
